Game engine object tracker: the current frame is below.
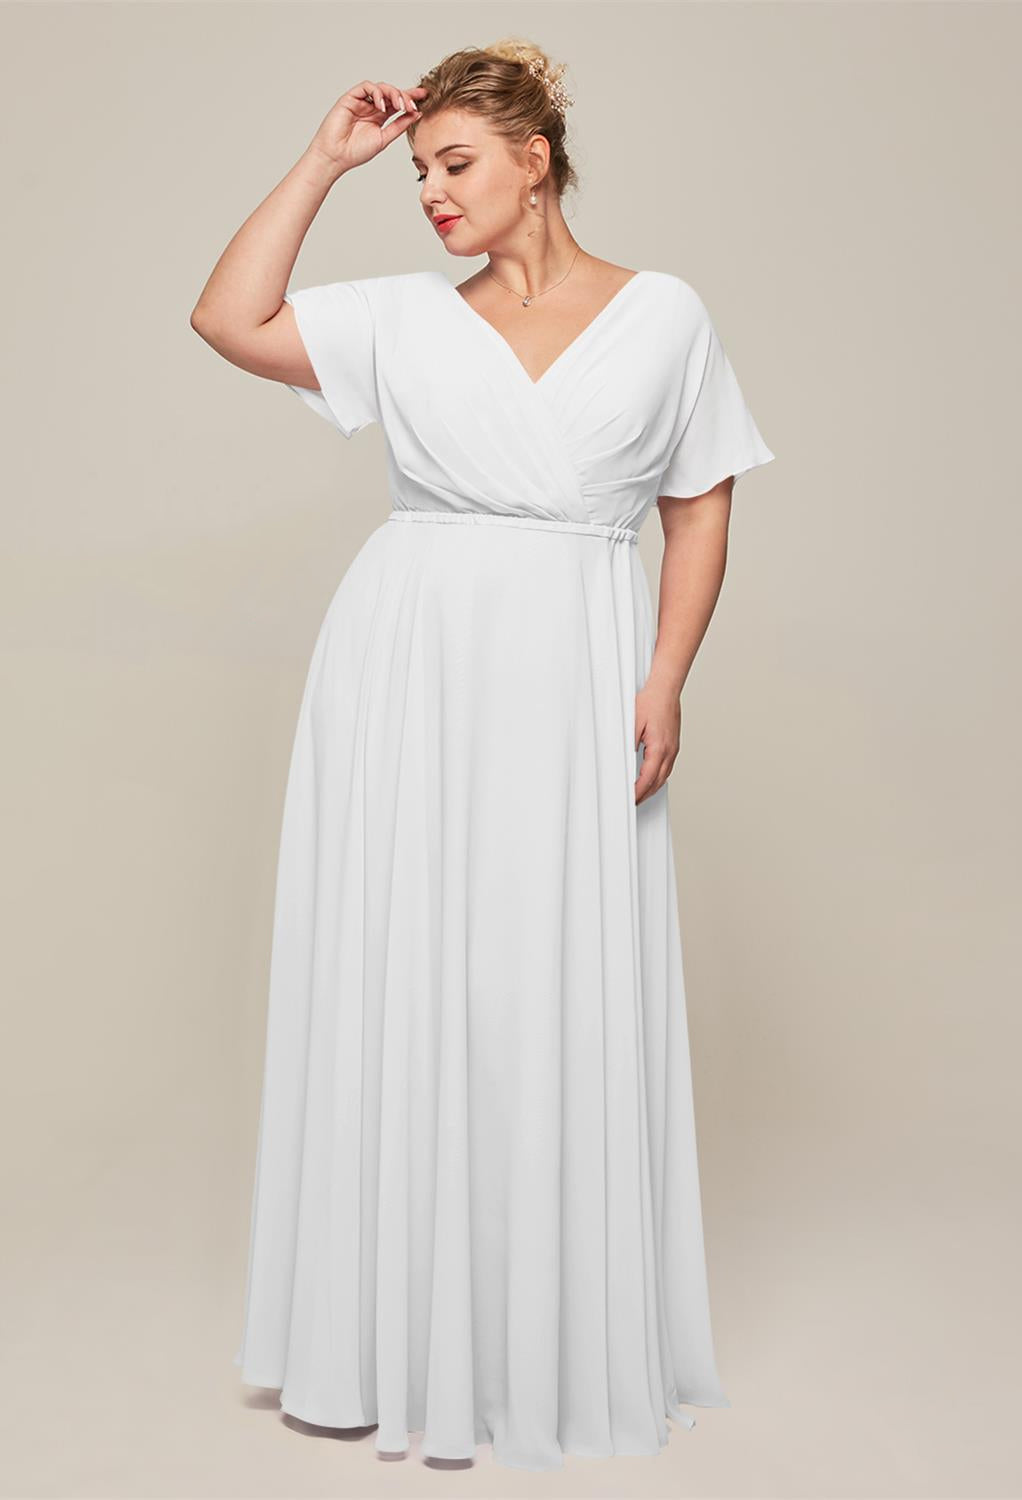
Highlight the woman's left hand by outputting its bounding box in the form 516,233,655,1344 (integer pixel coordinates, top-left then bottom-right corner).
634,681,681,805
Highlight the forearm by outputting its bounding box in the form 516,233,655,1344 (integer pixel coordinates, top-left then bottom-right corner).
645,503,729,697
189,147,345,335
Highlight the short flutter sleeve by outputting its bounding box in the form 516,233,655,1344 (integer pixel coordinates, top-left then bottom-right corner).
282,279,380,438
658,284,774,499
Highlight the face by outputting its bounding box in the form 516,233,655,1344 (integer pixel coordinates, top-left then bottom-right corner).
409,108,547,255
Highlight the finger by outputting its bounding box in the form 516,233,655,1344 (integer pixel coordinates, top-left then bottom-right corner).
350,82,378,114
386,118,414,141
378,111,416,145
635,754,669,804
380,83,414,117
651,753,675,795
635,762,657,803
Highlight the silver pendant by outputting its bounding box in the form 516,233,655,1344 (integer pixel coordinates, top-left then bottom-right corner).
522,296,533,307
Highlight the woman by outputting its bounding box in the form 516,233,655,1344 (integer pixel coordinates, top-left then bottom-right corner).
192,39,774,1472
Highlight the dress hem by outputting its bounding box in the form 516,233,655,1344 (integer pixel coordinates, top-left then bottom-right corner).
235,1364,730,1468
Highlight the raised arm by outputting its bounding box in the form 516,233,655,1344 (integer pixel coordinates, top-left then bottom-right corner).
189,79,427,391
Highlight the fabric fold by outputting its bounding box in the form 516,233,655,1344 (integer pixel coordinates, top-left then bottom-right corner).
234,515,732,1465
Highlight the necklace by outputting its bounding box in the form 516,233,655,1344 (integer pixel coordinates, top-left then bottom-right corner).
485,248,583,307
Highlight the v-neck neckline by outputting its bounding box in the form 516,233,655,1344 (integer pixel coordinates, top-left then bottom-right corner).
436,268,649,390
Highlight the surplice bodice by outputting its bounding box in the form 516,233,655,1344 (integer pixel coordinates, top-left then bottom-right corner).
283,268,774,536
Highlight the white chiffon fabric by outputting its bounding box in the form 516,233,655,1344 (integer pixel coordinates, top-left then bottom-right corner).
233,268,774,1469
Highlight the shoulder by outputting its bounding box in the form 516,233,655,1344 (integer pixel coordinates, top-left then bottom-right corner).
641,270,713,329
325,270,438,325
343,269,437,300
637,272,715,372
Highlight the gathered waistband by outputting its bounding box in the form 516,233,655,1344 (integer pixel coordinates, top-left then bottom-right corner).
387,508,638,545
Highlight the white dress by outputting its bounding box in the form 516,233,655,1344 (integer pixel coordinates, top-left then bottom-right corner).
232,268,774,1470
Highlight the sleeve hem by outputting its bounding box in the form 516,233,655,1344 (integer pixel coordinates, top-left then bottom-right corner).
284,381,371,439
282,285,379,439
658,446,775,500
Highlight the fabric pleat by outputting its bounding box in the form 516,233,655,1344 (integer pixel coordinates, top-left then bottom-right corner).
234,516,730,1468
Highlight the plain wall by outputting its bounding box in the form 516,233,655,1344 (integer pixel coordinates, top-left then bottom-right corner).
2,3,1019,1495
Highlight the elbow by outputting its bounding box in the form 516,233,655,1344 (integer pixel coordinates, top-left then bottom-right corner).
190,305,227,352
190,294,224,337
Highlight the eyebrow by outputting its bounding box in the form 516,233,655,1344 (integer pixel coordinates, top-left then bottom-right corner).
410,144,475,166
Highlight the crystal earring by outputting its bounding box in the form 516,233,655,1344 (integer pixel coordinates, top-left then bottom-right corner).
529,188,537,206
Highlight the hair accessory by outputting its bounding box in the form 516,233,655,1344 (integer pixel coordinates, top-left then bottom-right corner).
526,56,574,115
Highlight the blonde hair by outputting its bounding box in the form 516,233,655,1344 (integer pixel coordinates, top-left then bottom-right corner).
408,38,579,198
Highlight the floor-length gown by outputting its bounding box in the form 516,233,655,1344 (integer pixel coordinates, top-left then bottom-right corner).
232,267,774,1470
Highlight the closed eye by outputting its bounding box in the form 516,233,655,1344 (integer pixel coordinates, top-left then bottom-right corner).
415,162,470,183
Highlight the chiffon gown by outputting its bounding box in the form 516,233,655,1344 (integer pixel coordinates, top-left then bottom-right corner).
232,267,774,1470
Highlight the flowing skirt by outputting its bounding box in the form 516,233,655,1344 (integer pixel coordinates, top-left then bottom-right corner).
233,509,730,1470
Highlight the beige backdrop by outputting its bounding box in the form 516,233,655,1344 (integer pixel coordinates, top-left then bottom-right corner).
3,3,1019,1496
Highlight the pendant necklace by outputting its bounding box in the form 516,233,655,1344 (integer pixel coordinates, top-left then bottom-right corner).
486,247,583,308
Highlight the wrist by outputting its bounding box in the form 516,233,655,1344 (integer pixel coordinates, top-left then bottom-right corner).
644,661,685,699
295,145,348,190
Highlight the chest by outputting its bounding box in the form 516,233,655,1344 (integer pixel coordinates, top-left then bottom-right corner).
378,272,679,457
450,275,641,386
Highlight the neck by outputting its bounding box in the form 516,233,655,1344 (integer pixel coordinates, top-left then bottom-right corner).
486,238,589,299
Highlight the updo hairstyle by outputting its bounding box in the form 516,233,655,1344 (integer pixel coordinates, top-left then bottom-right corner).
408,38,579,199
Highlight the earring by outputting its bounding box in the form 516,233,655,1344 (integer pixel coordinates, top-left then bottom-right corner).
529,188,537,205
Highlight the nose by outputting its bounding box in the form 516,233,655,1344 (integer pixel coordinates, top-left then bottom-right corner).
420,171,447,205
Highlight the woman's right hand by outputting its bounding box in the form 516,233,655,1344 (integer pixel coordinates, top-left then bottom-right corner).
307,80,430,178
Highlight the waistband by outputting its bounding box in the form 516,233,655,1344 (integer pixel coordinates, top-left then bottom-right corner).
387,508,638,545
